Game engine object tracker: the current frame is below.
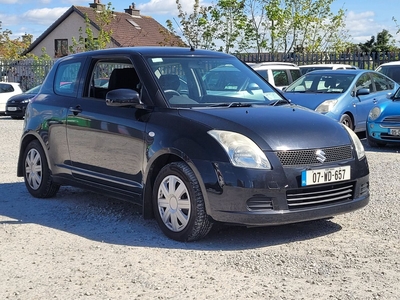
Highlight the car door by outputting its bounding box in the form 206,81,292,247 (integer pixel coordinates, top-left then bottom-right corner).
66,56,147,198
352,73,378,131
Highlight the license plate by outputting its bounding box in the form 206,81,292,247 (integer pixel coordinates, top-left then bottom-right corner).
389,128,400,136
301,166,351,186
7,107,17,111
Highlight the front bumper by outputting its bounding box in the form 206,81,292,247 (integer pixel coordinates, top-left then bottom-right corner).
367,122,400,144
5,104,26,118
193,157,370,226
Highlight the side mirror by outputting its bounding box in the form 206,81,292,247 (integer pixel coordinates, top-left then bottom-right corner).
356,88,370,96
106,89,140,107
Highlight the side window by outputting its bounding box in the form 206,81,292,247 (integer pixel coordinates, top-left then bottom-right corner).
371,73,394,91
255,70,269,81
272,70,289,86
88,60,137,99
355,74,372,92
0,83,14,93
290,70,301,82
54,61,82,96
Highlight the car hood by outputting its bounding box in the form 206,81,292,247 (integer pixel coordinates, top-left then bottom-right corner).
7,93,36,103
178,105,351,151
284,92,344,110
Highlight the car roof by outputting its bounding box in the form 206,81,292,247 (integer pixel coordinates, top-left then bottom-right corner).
59,47,234,60
376,61,400,67
299,64,357,68
251,62,299,70
304,69,367,75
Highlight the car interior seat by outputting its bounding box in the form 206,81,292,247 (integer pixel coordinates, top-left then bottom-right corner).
108,68,141,92
158,74,180,92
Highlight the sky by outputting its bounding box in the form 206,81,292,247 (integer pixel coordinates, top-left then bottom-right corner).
0,0,399,47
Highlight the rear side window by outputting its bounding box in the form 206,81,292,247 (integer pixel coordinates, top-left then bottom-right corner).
0,83,14,93
290,70,301,81
54,61,83,96
272,70,289,86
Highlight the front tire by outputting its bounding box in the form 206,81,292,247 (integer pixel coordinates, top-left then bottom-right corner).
153,162,213,242
340,113,353,130
23,140,60,198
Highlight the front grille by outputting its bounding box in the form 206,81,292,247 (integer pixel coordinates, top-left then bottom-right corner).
276,145,353,167
380,133,400,141
382,116,400,123
287,182,355,210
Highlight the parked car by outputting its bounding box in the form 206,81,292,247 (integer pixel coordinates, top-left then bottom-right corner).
5,84,41,119
375,61,400,83
250,62,302,90
284,69,398,132
299,64,358,75
366,87,400,147
0,81,23,115
18,47,369,242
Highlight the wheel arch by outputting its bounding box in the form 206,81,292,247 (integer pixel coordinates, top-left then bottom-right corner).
17,134,43,177
341,111,355,130
142,150,209,220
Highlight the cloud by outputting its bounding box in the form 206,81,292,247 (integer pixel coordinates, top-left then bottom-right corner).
137,0,204,16
345,10,398,44
21,7,69,26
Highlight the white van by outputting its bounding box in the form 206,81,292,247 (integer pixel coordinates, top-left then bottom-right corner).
250,62,302,90
299,63,358,75
375,61,400,83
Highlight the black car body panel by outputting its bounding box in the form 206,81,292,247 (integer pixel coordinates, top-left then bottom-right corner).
5,85,41,118
17,47,370,240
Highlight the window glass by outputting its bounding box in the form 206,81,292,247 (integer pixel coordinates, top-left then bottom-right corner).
355,74,372,92
146,56,283,106
54,39,68,58
0,83,14,93
371,73,394,91
272,70,289,86
54,61,82,96
290,70,302,81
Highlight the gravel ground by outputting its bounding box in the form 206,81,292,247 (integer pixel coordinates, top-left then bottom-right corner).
1,116,399,300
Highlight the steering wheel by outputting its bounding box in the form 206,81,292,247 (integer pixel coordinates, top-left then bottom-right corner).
164,89,181,97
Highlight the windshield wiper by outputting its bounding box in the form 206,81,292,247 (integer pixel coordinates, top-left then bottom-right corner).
270,99,290,106
209,102,253,107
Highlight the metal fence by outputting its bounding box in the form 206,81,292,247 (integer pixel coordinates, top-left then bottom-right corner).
236,52,400,70
0,59,54,91
1,52,400,91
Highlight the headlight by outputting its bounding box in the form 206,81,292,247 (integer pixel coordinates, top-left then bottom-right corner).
208,130,271,169
21,99,30,103
368,107,381,121
343,125,365,160
315,99,338,113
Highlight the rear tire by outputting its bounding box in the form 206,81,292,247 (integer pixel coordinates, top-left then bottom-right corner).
23,140,60,198
153,162,213,242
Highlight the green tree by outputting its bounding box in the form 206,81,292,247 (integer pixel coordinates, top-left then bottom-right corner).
170,0,217,49
69,2,114,53
211,0,248,53
358,29,397,53
0,21,32,59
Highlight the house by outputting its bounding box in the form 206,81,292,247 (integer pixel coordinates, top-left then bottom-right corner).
24,0,185,58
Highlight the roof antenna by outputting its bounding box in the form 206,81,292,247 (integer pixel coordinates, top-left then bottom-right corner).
173,17,194,51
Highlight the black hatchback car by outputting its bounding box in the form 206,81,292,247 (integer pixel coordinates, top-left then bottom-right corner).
17,47,370,241
6,85,41,119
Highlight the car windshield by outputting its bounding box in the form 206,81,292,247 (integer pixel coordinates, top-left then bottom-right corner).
285,73,356,94
145,56,286,108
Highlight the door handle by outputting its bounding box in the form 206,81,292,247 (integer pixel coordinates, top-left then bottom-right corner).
70,105,82,115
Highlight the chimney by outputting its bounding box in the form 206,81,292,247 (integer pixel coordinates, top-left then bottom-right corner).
89,0,104,11
125,2,140,16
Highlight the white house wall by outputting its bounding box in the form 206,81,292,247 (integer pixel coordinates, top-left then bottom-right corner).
30,11,116,57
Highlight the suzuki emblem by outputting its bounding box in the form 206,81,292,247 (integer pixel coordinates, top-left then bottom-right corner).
315,149,326,163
